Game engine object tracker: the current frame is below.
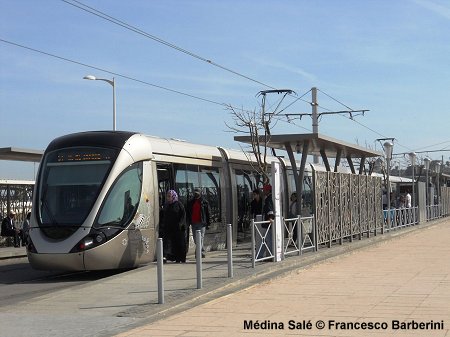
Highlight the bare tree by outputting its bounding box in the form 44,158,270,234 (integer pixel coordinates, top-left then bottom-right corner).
225,104,273,185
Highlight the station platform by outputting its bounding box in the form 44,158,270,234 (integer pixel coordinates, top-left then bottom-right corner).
115,218,450,337
1,218,449,337
0,245,26,260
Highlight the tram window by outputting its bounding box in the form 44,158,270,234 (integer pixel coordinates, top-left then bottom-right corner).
174,164,222,223
94,162,143,228
39,161,111,226
174,164,187,204
199,166,221,223
235,170,255,231
174,164,200,205
186,165,200,197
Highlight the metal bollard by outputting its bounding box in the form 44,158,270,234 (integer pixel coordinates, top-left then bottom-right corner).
156,238,164,304
195,230,202,289
227,224,233,278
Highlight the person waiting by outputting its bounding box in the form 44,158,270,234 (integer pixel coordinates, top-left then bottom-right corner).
187,188,211,258
1,210,20,247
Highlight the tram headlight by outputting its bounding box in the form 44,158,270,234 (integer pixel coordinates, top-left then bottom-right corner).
79,238,94,250
70,231,110,253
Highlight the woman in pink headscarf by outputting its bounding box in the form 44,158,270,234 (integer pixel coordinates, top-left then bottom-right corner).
162,190,186,263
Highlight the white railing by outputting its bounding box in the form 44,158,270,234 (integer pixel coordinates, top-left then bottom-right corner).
251,219,274,267
283,217,300,257
252,215,315,266
383,206,418,230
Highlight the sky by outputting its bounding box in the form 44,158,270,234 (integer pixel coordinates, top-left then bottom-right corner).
1,0,450,180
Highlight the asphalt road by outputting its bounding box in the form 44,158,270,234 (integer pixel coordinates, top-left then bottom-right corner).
0,257,123,305
0,257,135,337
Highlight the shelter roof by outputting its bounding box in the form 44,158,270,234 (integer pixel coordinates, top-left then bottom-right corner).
234,133,382,158
0,147,43,162
0,179,35,185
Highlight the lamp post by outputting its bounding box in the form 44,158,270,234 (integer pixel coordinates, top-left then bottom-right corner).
408,152,417,224
424,158,430,208
408,152,417,206
383,141,393,233
83,75,116,131
435,162,441,206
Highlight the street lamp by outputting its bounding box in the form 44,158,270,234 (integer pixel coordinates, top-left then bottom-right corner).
408,152,417,224
424,158,431,208
408,152,416,206
83,75,116,131
435,162,441,206
383,141,393,232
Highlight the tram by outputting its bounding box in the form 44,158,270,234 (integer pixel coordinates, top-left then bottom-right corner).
28,131,312,271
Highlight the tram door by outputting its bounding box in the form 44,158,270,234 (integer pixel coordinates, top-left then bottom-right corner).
156,163,174,208
156,163,185,257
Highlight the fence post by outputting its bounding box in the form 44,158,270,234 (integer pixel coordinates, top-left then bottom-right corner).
298,215,302,256
196,230,203,289
156,238,164,304
251,219,256,268
281,217,285,261
227,224,233,278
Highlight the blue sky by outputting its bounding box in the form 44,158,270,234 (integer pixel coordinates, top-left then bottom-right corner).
1,0,450,180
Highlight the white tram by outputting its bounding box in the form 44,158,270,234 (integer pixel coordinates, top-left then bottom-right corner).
28,131,313,270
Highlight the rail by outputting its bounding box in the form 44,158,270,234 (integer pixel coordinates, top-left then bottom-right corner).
426,205,442,221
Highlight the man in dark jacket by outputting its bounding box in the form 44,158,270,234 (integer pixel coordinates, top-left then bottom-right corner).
187,188,211,258
1,210,20,247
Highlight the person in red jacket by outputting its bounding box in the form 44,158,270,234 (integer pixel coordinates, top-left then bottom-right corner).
187,188,211,258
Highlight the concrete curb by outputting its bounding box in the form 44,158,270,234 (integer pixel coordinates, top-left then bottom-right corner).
0,248,27,260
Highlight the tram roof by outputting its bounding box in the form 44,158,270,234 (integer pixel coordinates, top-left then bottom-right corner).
234,133,382,158
0,147,43,162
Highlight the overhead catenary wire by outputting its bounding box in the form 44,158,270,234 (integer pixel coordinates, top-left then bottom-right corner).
6,0,446,158
61,0,318,122
61,0,278,91
414,140,450,152
0,38,256,113
315,88,421,154
60,1,424,150
4,34,441,157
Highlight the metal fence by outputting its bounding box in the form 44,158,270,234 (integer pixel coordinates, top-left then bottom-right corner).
251,219,274,266
0,182,34,224
252,215,316,266
440,186,450,217
424,187,450,221
282,216,315,257
426,205,442,221
383,206,418,230
314,171,383,247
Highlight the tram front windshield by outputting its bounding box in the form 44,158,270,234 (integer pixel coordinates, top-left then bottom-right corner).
38,147,118,230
